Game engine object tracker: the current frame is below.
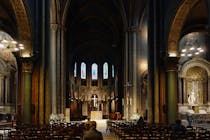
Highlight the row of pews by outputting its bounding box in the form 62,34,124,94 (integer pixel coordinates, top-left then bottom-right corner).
107,120,210,139
8,122,85,140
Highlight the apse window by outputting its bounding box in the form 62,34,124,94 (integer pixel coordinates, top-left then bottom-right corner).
81,62,87,86
91,63,98,86
74,62,77,77
112,65,114,78
111,64,115,85
103,62,108,86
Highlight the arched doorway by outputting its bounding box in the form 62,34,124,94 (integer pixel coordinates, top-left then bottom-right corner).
0,31,19,122
178,58,210,113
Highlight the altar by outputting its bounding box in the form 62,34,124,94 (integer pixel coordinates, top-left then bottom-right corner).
90,111,102,120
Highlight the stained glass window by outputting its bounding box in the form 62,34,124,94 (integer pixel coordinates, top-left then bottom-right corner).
112,65,114,78
74,62,77,77
81,62,86,79
91,63,98,80
103,62,108,79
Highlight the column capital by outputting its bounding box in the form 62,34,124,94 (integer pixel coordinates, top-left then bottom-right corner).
127,26,140,32
0,74,4,79
50,23,58,30
21,58,33,72
166,57,179,71
50,23,66,31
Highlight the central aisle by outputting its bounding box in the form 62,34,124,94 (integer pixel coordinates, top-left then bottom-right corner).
87,119,119,140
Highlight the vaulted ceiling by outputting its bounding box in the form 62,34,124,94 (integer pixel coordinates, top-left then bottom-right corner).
66,0,125,63
0,0,17,38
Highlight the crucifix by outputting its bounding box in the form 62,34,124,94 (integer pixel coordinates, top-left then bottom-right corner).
92,94,98,107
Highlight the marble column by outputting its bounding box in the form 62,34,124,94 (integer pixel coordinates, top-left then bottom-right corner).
4,75,10,104
22,59,33,124
49,23,58,114
0,75,4,105
166,57,178,124
183,79,187,104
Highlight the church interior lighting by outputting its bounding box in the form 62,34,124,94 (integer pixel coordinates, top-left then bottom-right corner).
0,33,24,52
179,32,206,59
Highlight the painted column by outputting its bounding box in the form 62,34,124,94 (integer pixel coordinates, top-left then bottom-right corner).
49,23,58,114
178,77,183,104
166,57,178,124
0,75,4,105
22,59,33,124
148,0,161,123
4,75,10,104
208,77,210,104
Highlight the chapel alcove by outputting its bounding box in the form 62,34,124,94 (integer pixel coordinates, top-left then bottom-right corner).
177,30,210,115
178,58,210,115
0,31,18,122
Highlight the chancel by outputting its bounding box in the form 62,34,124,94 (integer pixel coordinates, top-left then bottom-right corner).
0,0,210,139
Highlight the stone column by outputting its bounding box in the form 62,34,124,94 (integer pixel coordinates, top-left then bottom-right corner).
166,57,178,124
123,31,129,120
124,26,139,119
60,25,67,114
22,59,33,124
49,23,58,114
130,26,138,116
0,75,4,105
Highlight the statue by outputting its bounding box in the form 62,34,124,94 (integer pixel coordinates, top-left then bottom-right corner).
188,91,198,105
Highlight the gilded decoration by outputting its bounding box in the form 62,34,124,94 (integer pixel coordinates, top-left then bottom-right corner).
22,59,33,72
78,86,111,102
186,66,207,105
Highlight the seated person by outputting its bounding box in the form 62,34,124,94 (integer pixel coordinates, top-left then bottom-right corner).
83,121,103,140
85,118,92,130
137,116,145,125
172,119,186,133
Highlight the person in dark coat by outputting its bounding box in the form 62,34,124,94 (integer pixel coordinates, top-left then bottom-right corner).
172,119,186,133
137,116,145,125
83,121,103,140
